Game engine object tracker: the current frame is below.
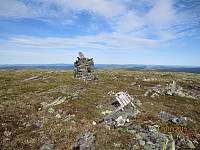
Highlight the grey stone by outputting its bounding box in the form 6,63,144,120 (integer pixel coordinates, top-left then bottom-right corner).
189,84,200,89
158,111,187,126
148,125,159,132
39,141,54,150
139,140,145,146
79,52,85,59
61,114,75,121
144,90,152,97
96,103,106,108
73,91,79,98
73,131,95,150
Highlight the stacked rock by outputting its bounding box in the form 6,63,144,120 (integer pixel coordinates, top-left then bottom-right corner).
74,52,97,81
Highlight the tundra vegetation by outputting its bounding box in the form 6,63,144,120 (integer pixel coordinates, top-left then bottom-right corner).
0,69,199,149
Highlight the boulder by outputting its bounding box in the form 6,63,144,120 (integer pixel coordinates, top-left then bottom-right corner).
73,131,95,150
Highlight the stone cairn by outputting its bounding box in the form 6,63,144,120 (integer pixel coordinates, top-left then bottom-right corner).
74,52,97,81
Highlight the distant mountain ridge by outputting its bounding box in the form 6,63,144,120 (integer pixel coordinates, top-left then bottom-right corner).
0,64,200,74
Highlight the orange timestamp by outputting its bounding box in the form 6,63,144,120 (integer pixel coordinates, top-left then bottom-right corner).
158,126,187,132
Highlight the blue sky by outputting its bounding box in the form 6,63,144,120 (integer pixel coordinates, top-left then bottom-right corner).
0,0,200,66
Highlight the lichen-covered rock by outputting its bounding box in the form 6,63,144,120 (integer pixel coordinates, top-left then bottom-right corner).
73,131,95,150
61,114,75,121
48,96,67,106
164,81,176,96
39,96,67,111
151,93,159,98
176,138,195,149
136,131,175,150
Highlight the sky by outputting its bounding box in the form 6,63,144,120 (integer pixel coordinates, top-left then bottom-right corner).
0,0,200,66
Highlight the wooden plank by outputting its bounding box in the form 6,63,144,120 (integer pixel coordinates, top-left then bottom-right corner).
119,95,127,106
121,94,130,104
100,92,136,123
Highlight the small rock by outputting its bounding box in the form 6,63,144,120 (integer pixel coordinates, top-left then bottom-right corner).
151,93,159,98
61,114,75,121
56,114,62,118
115,116,125,127
92,121,97,125
148,125,159,132
141,120,153,125
139,140,145,146
39,140,54,150
146,102,154,105
96,103,105,108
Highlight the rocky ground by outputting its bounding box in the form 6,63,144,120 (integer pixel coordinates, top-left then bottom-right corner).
0,69,199,149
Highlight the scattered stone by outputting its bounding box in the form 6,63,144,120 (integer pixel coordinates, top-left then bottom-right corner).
148,125,159,132
59,89,66,94
131,82,136,85
141,120,153,125
48,108,55,113
164,81,176,96
186,95,198,100
115,116,125,127
72,91,79,99
146,102,154,105
108,74,119,79
61,114,75,121
176,138,195,149
39,140,54,150
96,103,106,108
101,107,140,129
151,93,159,98
73,131,95,150
107,91,116,96
23,122,41,130
23,75,55,81
4,131,11,137
92,121,97,125
55,114,62,119
144,90,152,97
158,111,187,126
136,131,175,150
189,84,200,89
175,91,186,97
74,52,98,81
48,96,67,106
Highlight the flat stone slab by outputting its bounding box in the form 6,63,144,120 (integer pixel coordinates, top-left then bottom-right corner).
158,111,187,126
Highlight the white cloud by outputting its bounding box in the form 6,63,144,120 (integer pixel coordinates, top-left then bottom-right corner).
146,0,176,25
9,33,158,52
